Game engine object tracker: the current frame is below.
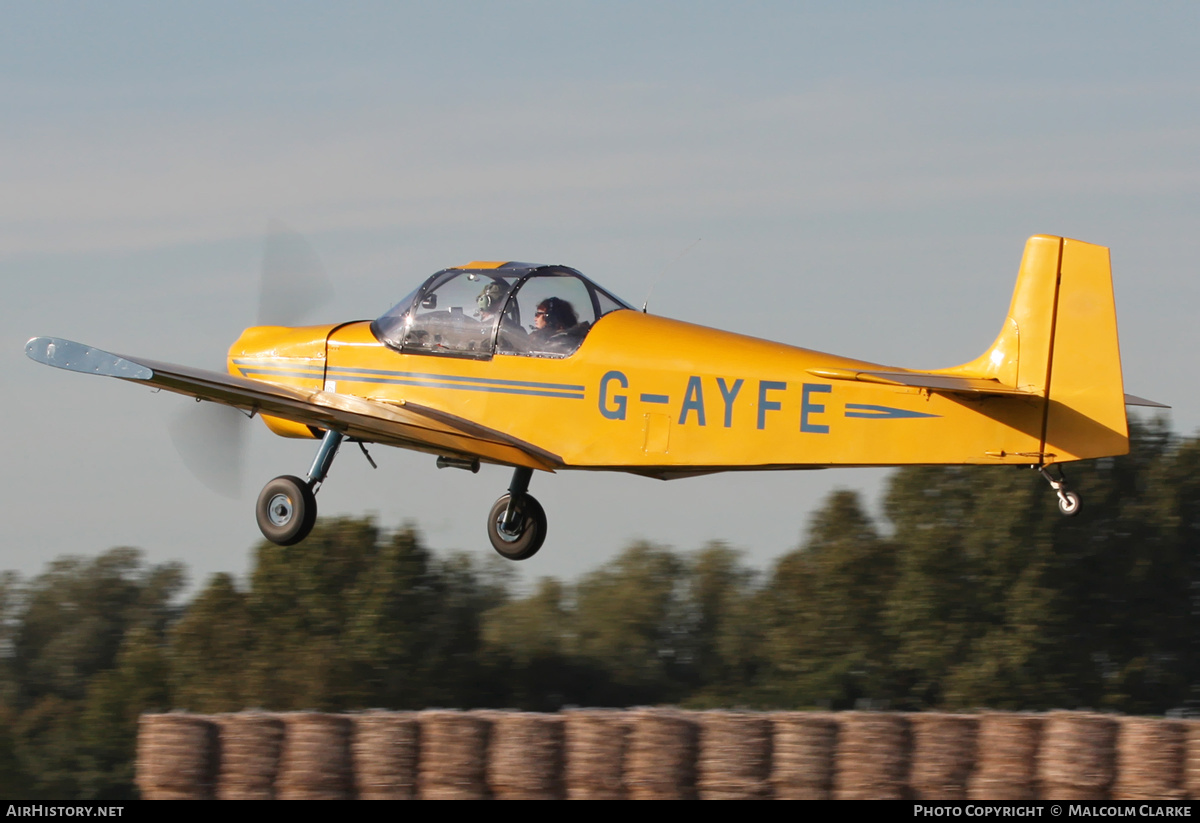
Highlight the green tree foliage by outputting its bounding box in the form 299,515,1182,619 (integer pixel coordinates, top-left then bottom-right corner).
759,489,897,708
481,576,584,710
245,517,382,709
78,628,172,798
169,573,255,713
3,549,184,798
0,701,29,798
570,542,690,703
12,549,184,707
479,541,761,708
675,543,762,705
169,519,512,711
878,418,1196,712
753,418,1198,713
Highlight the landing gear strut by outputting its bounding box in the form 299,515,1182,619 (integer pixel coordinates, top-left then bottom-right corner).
255,430,344,545
1038,464,1081,517
487,466,547,561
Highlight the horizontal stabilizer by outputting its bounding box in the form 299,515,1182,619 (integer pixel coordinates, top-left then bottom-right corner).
1124,393,1170,409
807,367,1034,397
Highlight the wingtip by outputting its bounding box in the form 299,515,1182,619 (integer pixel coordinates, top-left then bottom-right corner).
25,336,153,380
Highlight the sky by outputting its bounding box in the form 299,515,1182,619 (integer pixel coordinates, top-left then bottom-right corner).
3,1,1198,589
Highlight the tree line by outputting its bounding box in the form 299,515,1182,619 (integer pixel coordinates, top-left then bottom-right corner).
1,419,1196,798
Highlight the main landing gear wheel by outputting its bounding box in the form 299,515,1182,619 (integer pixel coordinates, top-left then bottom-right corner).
487,493,547,561
256,475,318,546
1057,491,1082,517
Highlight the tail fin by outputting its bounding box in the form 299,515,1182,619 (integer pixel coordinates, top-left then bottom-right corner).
952,235,1129,462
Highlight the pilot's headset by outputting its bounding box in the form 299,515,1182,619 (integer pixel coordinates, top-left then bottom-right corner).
476,282,510,318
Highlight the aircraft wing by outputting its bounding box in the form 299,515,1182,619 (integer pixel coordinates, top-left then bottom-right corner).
25,337,561,471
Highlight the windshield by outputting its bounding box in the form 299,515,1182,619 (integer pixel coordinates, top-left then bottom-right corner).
371,264,633,359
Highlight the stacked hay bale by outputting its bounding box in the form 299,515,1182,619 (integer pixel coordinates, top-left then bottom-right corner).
1037,712,1118,800
417,710,492,800
275,713,354,800
563,709,629,799
625,709,699,800
695,711,773,800
769,712,838,800
1112,717,1185,800
135,714,218,800
909,714,978,800
833,713,910,800
487,712,565,800
1187,720,1200,800
214,712,285,800
966,713,1043,800
352,711,420,800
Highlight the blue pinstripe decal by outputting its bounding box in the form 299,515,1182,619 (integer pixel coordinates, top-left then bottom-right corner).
325,365,584,392
233,360,585,400
236,368,325,380
844,403,940,419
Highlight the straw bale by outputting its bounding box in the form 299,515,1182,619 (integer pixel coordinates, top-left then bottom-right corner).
352,711,420,800
274,712,353,800
833,712,910,800
1186,720,1200,800
486,711,565,799
769,712,838,800
696,711,772,800
418,710,492,800
1112,717,1185,800
967,713,1043,800
136,713,218,800
1037,712,1118,800
909,713,978,800
625,708,699,800
214,712,285,800
564,709,630,800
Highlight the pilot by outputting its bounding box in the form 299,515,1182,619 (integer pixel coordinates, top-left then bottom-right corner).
530,297,582,354
477,280,528,351
476,281,510,323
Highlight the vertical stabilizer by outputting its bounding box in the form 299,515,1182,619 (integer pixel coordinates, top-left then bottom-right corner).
945,235,1129,462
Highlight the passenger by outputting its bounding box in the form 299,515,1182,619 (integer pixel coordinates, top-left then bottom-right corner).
530,297,582,354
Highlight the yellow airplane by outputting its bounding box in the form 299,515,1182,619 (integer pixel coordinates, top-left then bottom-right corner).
26,234,1164,560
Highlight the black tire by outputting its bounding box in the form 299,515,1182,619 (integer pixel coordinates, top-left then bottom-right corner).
256,475,318,545
1058,491,1082,517
487,493,547,560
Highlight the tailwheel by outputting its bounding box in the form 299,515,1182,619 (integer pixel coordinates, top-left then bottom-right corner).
256,475,318,546
1037,465,1082,518
487,493,547,561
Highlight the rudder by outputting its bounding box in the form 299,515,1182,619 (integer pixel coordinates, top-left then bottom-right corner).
1042,237,1128,461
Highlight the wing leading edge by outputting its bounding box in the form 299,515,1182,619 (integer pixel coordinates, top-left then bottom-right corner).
25,337,561,471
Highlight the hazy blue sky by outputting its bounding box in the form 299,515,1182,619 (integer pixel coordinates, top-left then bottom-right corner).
4,2,1197,586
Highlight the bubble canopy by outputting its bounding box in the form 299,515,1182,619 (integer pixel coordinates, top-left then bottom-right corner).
371,263,634,360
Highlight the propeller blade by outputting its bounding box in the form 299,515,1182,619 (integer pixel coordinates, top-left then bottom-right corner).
257,221,335,327
168,401,248,499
